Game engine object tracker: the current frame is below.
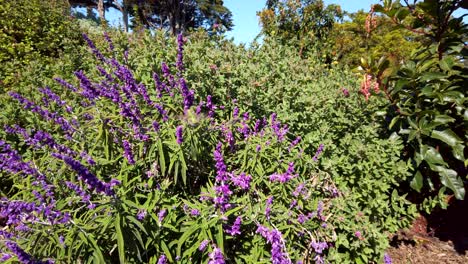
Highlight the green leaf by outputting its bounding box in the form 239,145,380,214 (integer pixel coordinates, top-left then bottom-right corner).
439,57,454,72
410,171,423,192
421,145,448,167
115,214,126,264
216,223,224,252
431,129,462,147
435,165,465,200
433,115,455,125
161,241,173,262
420,72,447,82
177,225,199,257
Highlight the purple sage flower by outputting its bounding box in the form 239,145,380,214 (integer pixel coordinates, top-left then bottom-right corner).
137,209,147,221
208,246,225,264
342,87,350,97
157,255,167,264
158,209,167,223
384,253,392,264
231,172,251,190
175,125,183,145
103,32,114,51
122,140,135,165
227,216,242,236
256,225,292,264
176,33,185,72
310,241,328,254
312,144,324,161
199,239,209,251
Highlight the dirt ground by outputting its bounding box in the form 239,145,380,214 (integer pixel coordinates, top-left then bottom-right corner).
387,199,468,264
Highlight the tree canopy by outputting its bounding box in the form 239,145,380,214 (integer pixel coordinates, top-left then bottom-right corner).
69,0,233,34
258,0,343,57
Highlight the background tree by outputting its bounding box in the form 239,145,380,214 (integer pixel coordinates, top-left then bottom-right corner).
69,0,233,34
68,0,116,27
331,10,420,67
258,0,343,57
126,0,233,34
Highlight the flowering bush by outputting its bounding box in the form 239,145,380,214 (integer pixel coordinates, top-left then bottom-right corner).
0,32,339,263
0,29,415,263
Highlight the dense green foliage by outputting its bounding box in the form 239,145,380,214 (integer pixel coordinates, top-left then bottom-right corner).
0,0,83,88
0,28,417,263
1,0,466,263
362,0,467,205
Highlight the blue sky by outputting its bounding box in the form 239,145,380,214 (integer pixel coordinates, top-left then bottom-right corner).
224,0,379,44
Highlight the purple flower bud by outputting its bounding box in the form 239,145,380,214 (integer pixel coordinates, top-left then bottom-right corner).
137,209,147,221
227,216,242,236
158,209,167,223
103,32,114,51
175,125,183,145
342,87,350,97
384,253,392,264
208,245,225,264
190,209,200,216
157,255,167,264
122,140,135,165
199,240,209,251
312,144,324,161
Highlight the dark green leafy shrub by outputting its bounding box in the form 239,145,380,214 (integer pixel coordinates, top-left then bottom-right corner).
365,0,467,204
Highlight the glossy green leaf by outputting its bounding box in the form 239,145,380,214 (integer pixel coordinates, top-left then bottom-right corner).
435,165,465,200
410,171,423,192
431,129,462,147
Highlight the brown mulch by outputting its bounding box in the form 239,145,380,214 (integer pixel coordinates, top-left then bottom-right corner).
387,198,468,264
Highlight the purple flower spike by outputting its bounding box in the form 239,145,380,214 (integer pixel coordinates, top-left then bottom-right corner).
54,77,78,92
199,240,209,251
52,153,114,196
313,144,324,161
190,209,200,216
269,162,297,183
157,255,167,264
213,143,227,181
122,140,135,165
231,173,251,190
82,33,105,61
0,253,12,261
175,125,184,145
103,32,114,51
289,136,301,152
256,225,292,264
5,241,35,264
233,107,239,119
310,241,328,254
208,246,225,264
179,78,194,109
227,216,242,236
137,209,147,221
384,253,392,264
158,209,167,223
176,33,185,72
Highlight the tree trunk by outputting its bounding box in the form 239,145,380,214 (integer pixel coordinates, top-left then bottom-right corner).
113,0,128,32
97,0,107,27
